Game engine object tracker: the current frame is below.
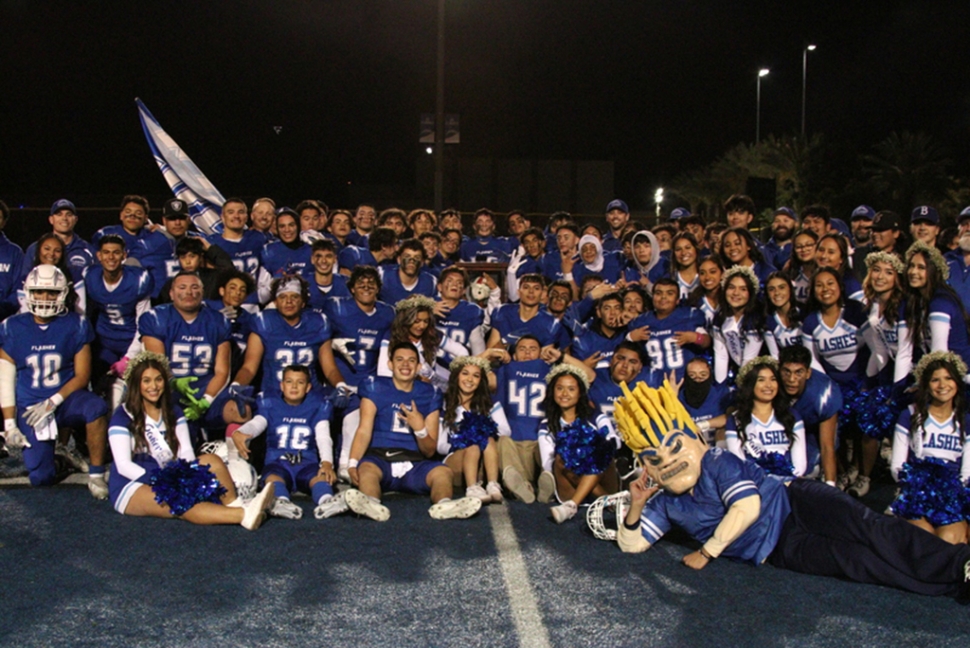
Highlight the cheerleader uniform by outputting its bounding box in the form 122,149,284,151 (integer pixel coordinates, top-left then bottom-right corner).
725,410,807,478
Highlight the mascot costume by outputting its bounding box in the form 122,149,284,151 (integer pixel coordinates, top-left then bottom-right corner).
609,379,970,600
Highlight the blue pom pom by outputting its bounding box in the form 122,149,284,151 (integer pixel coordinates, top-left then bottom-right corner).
892,457,968,527
149,459,227,516
858,384,905,439
751,451,795,477
556,419,616,475
836,378,869,436
449,411,498,451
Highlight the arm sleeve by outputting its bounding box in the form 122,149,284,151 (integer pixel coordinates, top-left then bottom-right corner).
108,430,147,482
468,326,486,356
928,310,951,353
890,411,911,482
724,419,745,461
713,329,728,384
315,420,333,464
538,427,556,473
894,321,913,384
961,429,970,484
0,358,16,411
740,331,763,367
256,267,273,306
491,402,512,437
175,417,195,461
702,495,762,558
763,330,779,358
376,339,392,377
235,414,269,439
790,419,807,477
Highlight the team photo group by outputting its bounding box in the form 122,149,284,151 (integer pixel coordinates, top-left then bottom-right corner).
3,191,970,601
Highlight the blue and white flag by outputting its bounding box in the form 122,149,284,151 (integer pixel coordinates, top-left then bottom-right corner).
136,98,225,235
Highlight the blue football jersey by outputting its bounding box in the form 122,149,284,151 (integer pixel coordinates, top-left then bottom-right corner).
358,376,442,452
250,309,332,393
337,245,376,272
205,230,265,278
259,239,313,279
493,359,550,442
460,236,511,263
490,303,570,349
679,381,734,428
629,306,706,376
639,448,791,565
0,312,93,404
321,297,395,388
571,327,626,371
378,266,438,305
84,265,154,352
588,366,663,420
138,304,231,392
256,392,333,464
22,235,95,285
436,299,485,354
307,274,351,311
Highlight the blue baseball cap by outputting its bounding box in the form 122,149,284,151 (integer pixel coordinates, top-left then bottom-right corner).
669,207,691,220
911,206,939,225
959,206,970,223
606,199,629,214
773,207,796,219
850,205,875,221
50,199,76,215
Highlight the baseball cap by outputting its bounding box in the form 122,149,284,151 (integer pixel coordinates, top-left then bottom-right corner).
276,207,299,219
163,198,189,220
669,207,691,220
959,206,970,223
50,199,76,216
871,211,901,232
850,205,875,221
773,207,796,219
606,199,629,214
910,206,939,225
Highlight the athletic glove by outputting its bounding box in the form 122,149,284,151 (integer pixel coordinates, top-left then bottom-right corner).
229,383,256,411
173,376,200,398
25,398,58,429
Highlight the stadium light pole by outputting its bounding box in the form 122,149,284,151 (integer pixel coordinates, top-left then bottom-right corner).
801,44,816,138
434,0,445,214
756,68,770,144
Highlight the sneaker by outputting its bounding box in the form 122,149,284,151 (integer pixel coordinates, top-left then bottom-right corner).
537,470,556,504
270,497,304,520
344,488,390,522
551,500,578,524
836,465,859,491
959,560,970,605
56,443,89,474
502,466,535,504
465,483,490,503
429,496,482,520
314,492,349,519
87,475,108,500
879,438,893,462
241,483,275,530
337,466,351,483
485,481,504,504
847,475,871,498
0,434,8,459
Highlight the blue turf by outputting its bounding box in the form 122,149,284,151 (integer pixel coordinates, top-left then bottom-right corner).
2,484,970,647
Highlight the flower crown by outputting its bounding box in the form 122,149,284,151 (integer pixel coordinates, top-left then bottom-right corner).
905,240,949,282
449,355,493,375
395,294,437,313
720,264,759,291
864,250,905,276
736,355,779,387
913,351,968,384
545,362,590,390
123,351,171,383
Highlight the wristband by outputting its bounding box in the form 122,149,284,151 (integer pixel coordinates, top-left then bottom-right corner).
695,333,708,346
204,394,215,405
348,459,359,468
50,393,65,407
4,419,15,432
824,480,836,487
413,427,429,439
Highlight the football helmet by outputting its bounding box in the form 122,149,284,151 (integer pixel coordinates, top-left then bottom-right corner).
24,264,69,318
586,490,631,541
198,440,259,501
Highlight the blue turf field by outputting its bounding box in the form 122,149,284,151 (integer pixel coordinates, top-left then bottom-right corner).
3,481,970,647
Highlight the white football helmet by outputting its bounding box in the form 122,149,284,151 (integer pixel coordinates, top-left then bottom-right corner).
24,264,69,318
586,490,631,541
198,440,259,501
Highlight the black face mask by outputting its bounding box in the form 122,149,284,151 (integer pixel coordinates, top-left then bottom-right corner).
683,375,713,409
284,237,304,250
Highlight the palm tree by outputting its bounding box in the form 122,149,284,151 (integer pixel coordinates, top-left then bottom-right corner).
862,131,952,214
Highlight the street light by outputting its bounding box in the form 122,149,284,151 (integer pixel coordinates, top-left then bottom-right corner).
654,187,664,219
801,44,816,138
756,68,770,145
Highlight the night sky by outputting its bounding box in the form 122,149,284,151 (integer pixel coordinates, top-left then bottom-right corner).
3,0,969,211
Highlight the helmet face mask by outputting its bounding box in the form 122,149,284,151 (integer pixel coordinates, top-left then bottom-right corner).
25,264,69,318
